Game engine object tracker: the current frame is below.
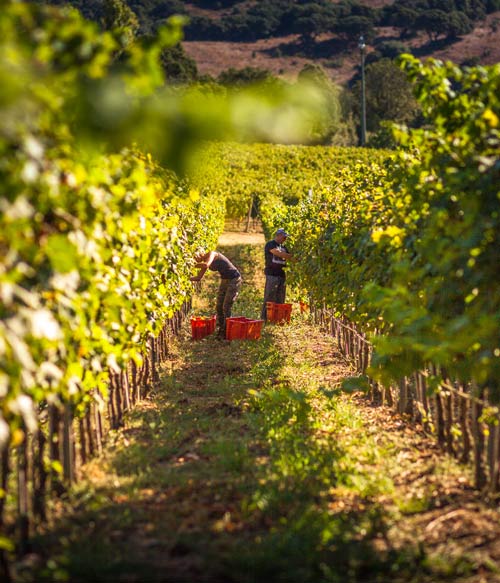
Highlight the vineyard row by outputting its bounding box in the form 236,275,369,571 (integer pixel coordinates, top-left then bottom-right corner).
201,57,500,489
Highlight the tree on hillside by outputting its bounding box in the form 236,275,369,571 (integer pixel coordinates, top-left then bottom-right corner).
428,0,457,12
282,3,337,47
377,40,412,59
334,15,376,42
349,2,380,22
185,15,225,41
351,58,420,145
381,5,419,37
217,67,272,87
244,3,285,39
222,3,283,41
294,10,329,46
101,0,140,46
161,44,198,84
459,0,487,20
415,9,450,40
446,10,474,38
193,0,246,8
149,0,186,20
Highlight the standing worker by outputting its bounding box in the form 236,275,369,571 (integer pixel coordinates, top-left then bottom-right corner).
191,250,242,339
261,228,293,320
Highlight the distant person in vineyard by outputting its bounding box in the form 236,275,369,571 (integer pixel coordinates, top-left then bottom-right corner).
191,250,242,339
261,228,293,320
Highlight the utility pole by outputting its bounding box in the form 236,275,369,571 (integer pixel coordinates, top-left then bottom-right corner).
358,34,367,147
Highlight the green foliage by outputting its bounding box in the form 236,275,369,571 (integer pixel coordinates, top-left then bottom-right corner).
334,14,376,41
195,143,380,222
0,17,223,444
416,9,455,40
445,10,474,38
377,40,412,60
189,56,499,400
382,55,500,391
102,0,140,35
187,0,372,44
352,58,421,137
0,1,332,448
297,64,346,143
39,0,497,55
383,0,494,39
217,66,272,87
194,0,245,8
149,0,186,21
285,3,337,45
251,57,500,398
160,43,198,83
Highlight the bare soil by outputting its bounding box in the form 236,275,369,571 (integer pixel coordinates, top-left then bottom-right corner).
218,231,265,246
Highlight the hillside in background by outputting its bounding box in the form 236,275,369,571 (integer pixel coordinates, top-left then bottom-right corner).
41,0,500,85
180,1,500,84
182,15,500,84
183,12,500,84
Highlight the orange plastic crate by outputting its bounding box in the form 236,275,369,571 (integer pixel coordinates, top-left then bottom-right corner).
226,317,249,340
266,302,292,324
191,315,216,340
266,301,278,322
226,317,264,340
246,319,264,340
207,315,216,334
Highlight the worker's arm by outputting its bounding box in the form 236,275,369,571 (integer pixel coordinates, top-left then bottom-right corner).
191,251,217,281
270,248,293,260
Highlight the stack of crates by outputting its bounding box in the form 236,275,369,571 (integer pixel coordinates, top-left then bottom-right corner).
190,315,217,340
266,302,292,324
226,317,264,341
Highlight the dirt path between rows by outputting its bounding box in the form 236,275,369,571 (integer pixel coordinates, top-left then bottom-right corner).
20,239,500,583
218,231,265,246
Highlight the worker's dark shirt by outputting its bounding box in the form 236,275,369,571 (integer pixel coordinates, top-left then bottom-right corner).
209,252,240,279
264,240,289,278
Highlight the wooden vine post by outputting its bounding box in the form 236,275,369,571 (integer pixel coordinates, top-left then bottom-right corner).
315,307,500,492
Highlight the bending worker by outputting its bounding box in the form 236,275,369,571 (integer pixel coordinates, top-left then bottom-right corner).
261,228,293,320
191,250,242,339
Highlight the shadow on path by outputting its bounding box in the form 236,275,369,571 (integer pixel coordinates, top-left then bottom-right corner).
22,243,499,583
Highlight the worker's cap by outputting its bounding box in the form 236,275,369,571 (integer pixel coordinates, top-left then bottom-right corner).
275,228,289,237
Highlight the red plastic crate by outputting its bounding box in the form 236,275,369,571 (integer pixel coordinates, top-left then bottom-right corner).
265,302,277,322
266,302,292,324
191,315,216,340
246,319,264,340
226,317,248,340
226,317,264,340
207,315,216,334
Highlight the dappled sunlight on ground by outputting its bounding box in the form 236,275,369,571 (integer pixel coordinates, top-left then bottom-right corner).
20,239,500,583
